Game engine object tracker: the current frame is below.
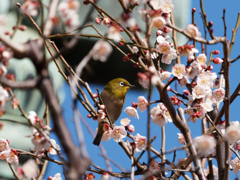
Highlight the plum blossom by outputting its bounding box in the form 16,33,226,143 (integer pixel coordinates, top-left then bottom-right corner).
107,26,121,42
158,41,171,54
97,109,106,122
58,0,80,31
193,135,215,156
0,138,10,152
177,45,199,59
92,40,113,62
124,106,139,119
152,16,166,29
212,88,225,103
197,71,216,88
179,77,188,88
28,111,39,124
161,48,177,64
149,159,159,172
101,127,112,142
120,118,131,126
151,103,171,127
111,126,127,142
137,96,148,112
159,71,172,81
0,14,6,26
32,131,50,151
48,173,62,180
192,85,207,99
48,139,60,155
185,24,201,38
134,133,147,152
172,64,187,79
100,172,109,180
1,149,19,165
177,133,185,145
223,124,240,144
230,157,240,174
22,0,39,17
22,159,38,179
196,53,207,65
138,72,149,89
84,173,95,180
186,61,202,79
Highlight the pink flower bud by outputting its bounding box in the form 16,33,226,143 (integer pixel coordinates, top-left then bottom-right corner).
213,58,223,64
133,62,139,68
212,50,219,55
99,104,105,110
156,30,162,36
127,125,135,133
6,139,10,144
119,42,124,46
169,42,174,47
208,21,213,27
232,29,234,33
93,93,98,98
83,0,89,5
207,65,213,70
47,177,52,180
127,53,133,59
183,90,190,96
192,8,196,13
123,56,128,61
4,31,9,35
18,25,27,31
119,28,124,32
87,114,92,118
95,17,102,25
167,86,171,91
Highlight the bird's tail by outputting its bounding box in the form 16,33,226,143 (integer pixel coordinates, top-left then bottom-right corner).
93,133,103,146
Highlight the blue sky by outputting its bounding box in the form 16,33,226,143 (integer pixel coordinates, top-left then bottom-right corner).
44,1,240,179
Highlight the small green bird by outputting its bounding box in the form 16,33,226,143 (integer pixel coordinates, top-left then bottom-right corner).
93,78,134,146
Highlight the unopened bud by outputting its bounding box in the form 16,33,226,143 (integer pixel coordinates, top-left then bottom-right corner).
192,8,196,13
4,31,9,35
213,58,223,65
93,93,98,98
156,30,162,36
99,104,105,110
119,42,124,46
87,114,92,118
207,65,213,70
169,42,174,47
208,21,213,27
212,50,219,55
232,29,234,33
119,28,124,32
133,62,139,68
127,124,135,133
123,56,128,61
127,53,133,59
6,139,10,144
183,90,190,96
209,29,213,34
83,0,89,5
167,86,171,91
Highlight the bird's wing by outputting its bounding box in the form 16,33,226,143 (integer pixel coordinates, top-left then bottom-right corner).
101,90,125,124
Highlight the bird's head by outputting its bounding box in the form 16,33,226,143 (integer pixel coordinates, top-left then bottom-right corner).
104,78,134,99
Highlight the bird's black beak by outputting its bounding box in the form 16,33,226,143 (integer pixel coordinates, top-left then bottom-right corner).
128,84,135,88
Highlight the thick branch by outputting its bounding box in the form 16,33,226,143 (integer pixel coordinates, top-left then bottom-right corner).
0,77,38,89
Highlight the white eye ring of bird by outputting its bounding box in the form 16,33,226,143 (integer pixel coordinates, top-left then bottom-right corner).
119,82,124,87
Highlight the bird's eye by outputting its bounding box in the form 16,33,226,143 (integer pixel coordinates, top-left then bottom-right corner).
119,82,124,87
